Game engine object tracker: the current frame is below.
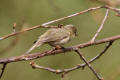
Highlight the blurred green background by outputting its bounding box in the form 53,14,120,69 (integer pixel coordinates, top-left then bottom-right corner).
0,0,120,80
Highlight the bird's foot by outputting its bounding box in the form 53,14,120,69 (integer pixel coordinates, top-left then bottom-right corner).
48,45,65,53
55,45,65,50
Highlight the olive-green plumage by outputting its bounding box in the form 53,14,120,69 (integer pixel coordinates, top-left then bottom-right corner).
25,24,77,54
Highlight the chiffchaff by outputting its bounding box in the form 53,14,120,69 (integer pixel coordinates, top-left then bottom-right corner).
25,24,77,54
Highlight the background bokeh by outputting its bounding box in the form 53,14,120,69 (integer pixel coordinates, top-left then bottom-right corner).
0,0,120,80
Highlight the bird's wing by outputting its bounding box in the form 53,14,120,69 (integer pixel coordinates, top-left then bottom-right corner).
39,28,70,43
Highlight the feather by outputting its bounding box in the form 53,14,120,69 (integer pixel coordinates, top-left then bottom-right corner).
25,42,43,54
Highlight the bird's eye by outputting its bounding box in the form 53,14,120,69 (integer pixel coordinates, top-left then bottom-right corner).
33,40,37,44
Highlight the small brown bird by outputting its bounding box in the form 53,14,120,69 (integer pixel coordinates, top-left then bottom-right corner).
25,24,77,54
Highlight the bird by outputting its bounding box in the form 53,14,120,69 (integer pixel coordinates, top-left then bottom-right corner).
25,24,77,54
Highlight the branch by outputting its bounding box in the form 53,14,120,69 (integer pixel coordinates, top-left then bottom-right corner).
29,41,113,80
91,9,109,42
29,41,113,76
0,6,119,40
0,34,117,64
30,61,65,74
74,48,103,80
88,41,114,62
56,41,114,73
0,63,7,79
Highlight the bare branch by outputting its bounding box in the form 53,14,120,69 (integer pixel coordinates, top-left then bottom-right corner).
0,34,117,64
66,41,113,72
29,41,113,79
0,63,7,79
30,61,65,74
88,41,114,62
74,48,103,80
91,9,110,42
104,5,120,13
0,6,119,41
0,25,57,40
0,6,113,41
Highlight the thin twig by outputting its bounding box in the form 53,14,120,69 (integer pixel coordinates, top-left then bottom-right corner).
0,25,57,40
0,63,7,79
103,5,120,13
30,61,65,73
88,41,114,62
74,48,103,80
91,9,110,42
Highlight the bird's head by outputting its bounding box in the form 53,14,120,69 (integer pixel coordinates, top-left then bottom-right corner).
64,24,77,38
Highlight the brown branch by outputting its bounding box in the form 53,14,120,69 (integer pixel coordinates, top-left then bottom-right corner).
29,41,113,77
30,61,65,74
54,41,113,73
0,34,117,64
0,25,57,40
29,41,113,79
104,5,120,13
0,63,7,79
74,48,103,80
91,9,110,42
88,41,114,62
0,6,119,40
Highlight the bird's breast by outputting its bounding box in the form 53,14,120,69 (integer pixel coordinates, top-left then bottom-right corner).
48,36,70,46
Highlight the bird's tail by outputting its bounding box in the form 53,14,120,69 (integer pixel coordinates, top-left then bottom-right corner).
25,44,37,54
25,40,43,54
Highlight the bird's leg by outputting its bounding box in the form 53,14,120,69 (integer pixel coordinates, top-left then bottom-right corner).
53,45,66,54
54,45,65,50
49,45,65,52
47,45,65,54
